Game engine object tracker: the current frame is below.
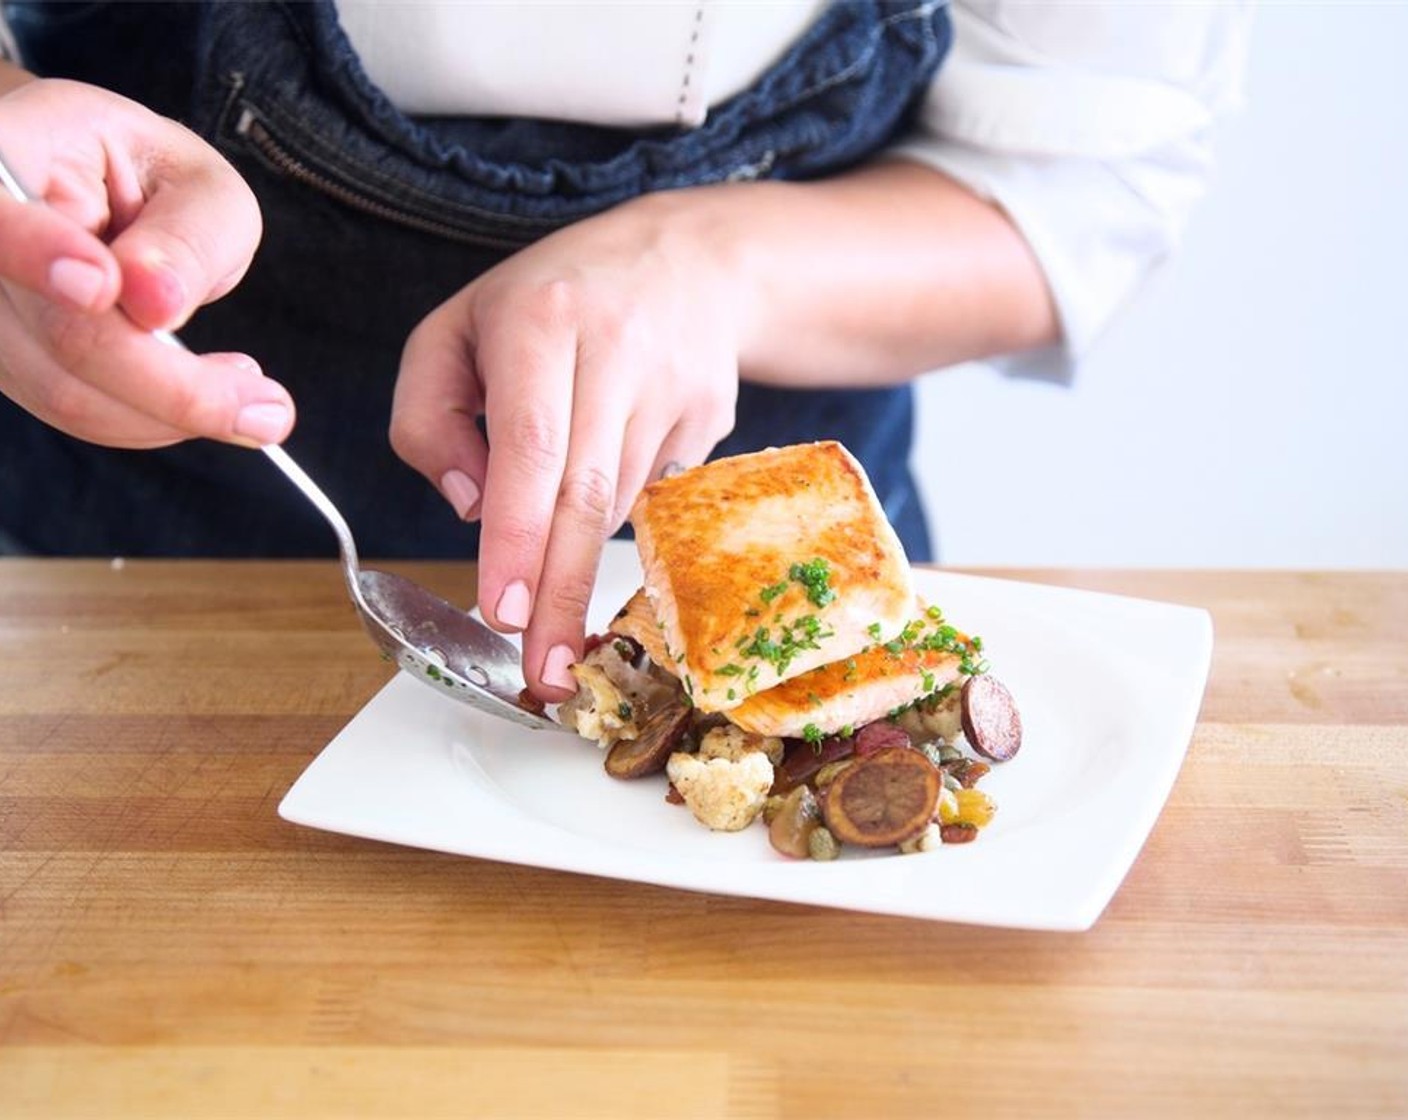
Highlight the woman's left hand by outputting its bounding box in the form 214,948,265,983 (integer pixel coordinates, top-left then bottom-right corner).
393,161,1061,701
391,190,745,700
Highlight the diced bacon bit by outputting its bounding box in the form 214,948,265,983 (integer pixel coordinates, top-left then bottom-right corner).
771,735,856,794
517,688,547,717
583,631,641,660
943,758,991,788
854,721,911,757
940,823,979,844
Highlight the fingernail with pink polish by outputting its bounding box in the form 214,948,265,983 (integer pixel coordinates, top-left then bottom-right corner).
441,469,481,521
542,644,577,692
495,580,532,631
48,258,107,311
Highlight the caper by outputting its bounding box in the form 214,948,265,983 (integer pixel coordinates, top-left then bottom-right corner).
808,826,840,861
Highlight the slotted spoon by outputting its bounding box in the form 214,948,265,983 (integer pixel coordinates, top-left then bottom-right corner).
253,443,568,733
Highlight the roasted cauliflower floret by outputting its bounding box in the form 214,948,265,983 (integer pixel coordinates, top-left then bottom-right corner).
559,662,637,748
665,750,774,832
561,638,687,748
697,724,785,766
898,822,943,854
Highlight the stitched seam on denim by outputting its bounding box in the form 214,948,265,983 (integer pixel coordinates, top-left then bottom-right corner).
271,1,323,71
219,0,947,212
783,0,944,109
232,133,536,250
675,3,706,128
686,1,947,184
226,98,571,234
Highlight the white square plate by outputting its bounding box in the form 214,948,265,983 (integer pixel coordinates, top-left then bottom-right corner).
279,542,1212,930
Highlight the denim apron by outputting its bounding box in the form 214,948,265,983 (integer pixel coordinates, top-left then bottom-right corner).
2,0,952,560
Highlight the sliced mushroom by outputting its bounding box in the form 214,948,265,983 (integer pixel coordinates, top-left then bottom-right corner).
767,785,822,859
895,685,963,746
604,700,693,780
820,746,940,848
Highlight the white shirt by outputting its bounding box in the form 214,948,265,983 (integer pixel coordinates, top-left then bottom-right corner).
894,1,1252,378
335,0,828,129
3,0,1254,379
334,0,1252,381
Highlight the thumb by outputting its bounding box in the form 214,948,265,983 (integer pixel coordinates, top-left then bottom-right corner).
391,302,490,521
107,166,262,332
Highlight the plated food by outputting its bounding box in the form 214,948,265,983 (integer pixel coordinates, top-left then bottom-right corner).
559,441,1022,859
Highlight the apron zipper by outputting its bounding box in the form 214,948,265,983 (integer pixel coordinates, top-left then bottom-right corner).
234,107,544,251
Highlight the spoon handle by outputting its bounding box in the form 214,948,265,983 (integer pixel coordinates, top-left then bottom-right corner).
0,151,30,204
147,314,366,602
256,443,366,613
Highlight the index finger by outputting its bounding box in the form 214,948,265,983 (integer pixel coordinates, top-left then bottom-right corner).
516,372,628,700
474,293,576,637
12,284,293,445
0,193,121,312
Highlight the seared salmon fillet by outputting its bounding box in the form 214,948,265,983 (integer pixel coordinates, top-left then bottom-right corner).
610,588,671,668
629,442,914,712
727,610,969,738
611,590,977,739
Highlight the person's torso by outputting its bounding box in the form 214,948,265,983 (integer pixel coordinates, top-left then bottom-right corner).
1,0,950,560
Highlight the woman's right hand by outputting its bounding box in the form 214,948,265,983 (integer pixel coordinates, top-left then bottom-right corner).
0,72,294,448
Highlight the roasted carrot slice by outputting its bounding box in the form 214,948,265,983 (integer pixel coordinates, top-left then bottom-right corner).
820,746,939,848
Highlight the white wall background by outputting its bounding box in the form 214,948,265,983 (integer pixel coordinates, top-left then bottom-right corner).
914,2,1408,568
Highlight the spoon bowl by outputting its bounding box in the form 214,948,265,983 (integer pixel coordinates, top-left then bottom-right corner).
262,445,570,733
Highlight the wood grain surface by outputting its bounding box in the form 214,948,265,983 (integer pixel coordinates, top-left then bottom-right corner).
1,560,1405,1118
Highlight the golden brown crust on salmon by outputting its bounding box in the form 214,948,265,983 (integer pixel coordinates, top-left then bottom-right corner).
629,442,914,712
612,588,973,740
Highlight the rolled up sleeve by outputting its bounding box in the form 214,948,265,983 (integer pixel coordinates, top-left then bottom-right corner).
890,0,1253,380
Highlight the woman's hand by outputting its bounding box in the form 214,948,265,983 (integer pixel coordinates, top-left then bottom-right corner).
392,162,1057,702
0,72,294,448
391,191,745,700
